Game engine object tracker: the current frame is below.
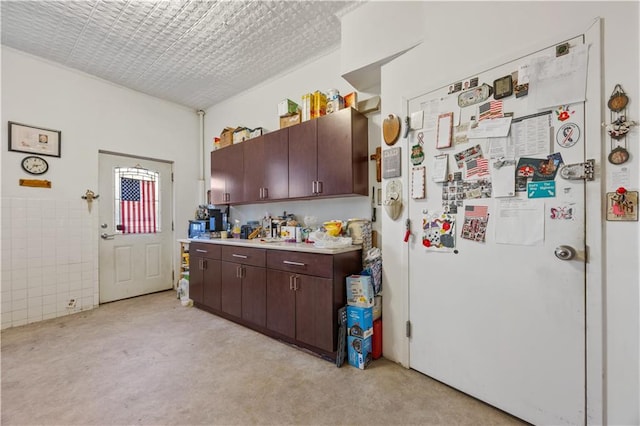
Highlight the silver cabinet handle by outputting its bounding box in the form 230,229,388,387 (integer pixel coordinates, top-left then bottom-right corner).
289,275,294,291
283,260,305,267
312,181,317,194
232,254,248,259
196,249,208,253
316,181,323,194
263,187,268,199
293,275,299,291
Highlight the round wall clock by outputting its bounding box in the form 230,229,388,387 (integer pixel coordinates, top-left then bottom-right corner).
21,155,49,175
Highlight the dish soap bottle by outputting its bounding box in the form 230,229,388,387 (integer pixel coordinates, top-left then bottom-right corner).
232,220,241,239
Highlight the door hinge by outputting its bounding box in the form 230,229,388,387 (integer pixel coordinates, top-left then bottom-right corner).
172,221,174,231
171,172,174,182
406,320,411,338
559,159,595,181
172,270,175,282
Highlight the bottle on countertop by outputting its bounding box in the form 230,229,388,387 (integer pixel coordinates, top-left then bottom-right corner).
232,220,241,239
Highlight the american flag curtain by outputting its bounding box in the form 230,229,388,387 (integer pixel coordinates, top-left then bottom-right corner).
120,177,157,234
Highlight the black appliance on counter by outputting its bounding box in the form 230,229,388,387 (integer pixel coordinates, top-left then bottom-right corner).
209,209,228,232
188,220,208,238
208,208,225,232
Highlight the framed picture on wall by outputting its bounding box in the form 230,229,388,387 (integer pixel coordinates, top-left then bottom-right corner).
8,121,61,157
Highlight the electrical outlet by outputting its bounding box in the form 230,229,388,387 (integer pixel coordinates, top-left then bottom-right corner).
67,299,76,309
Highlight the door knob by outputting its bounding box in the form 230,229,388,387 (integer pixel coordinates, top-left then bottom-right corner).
101,232,115,240
554,245,576,261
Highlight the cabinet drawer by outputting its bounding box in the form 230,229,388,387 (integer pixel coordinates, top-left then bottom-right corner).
267,251,333,279
221,246,265,267
190,243,221,259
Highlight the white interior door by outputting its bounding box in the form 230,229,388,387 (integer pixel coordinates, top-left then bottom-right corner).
407,36,587,425
99,152,173,303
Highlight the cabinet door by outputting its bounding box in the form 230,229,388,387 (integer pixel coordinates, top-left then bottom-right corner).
243,130,288,202
317,108,368,196
243,137,265,203
241,265,266,327
211,144,244,204
266,269,296,339
221,261,242,318
288,119,317,198
262,130,289,201
295,274,334,352
202,259,221,311
188,255,204,305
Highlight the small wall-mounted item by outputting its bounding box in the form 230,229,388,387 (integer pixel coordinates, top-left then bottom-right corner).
9,121,61,157
19,179,51,188
606,187,638,221
382,114,401,146
382,147,401,179
384,179,403,221
81,189,100,213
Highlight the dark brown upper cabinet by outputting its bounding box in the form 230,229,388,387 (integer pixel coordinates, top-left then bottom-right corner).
212,107,368,205
210,143,244,205
243,129,289,203
289,107,368,199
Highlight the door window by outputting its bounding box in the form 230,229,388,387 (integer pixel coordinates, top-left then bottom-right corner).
113,166,161,234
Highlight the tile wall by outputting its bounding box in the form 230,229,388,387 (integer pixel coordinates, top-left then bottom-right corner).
1,197,99,329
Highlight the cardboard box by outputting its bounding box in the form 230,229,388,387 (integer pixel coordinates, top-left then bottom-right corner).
348,335,372,369
278,99,299,117
219,127,236,148
344,92,358,110
280,112,301,129
233,127,251,144
312,90,327,119
373,295,382,320
346,275,374,307
347,305,373,338
300,93,311,121
249,127,264,138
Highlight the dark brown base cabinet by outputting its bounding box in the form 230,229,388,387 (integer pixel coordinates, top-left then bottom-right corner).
189,243,222,310
189,242,361,361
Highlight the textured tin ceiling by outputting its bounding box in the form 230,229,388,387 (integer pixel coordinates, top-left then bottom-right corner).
1,0,360,110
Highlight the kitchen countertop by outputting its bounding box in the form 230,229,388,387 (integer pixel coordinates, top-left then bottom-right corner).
178,238,362,255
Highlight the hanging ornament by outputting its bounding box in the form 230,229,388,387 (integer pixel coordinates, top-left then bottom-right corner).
605,84,635,165
607,84,629,112
608,146,629,165
410,132,425,165
605,115,637,140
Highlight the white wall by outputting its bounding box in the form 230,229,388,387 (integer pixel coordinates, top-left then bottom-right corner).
1,48,200,328
203,49,382,232
339,1,638,424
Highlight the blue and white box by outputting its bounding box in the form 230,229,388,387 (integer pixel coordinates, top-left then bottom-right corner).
346,275,374,307
347,305,373,338
347,335,372,369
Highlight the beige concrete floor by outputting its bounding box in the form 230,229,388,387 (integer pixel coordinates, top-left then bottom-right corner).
1,291,526,425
